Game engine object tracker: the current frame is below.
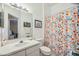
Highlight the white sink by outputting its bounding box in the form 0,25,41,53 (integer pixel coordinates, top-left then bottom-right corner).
15,42,29,47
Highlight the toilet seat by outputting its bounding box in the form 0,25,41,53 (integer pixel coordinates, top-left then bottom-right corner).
40,46,51,56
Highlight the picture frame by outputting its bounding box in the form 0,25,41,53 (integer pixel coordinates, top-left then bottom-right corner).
24,22,31,27
35,20,42,28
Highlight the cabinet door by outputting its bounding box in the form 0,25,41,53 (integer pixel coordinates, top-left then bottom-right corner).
26,45,40,56
10,50,25,56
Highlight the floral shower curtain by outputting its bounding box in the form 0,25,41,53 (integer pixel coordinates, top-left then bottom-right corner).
44,6,79,56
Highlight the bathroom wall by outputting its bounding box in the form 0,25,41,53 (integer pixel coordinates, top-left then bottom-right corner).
20,3,44,40
20,11,33,38
44,3,77,16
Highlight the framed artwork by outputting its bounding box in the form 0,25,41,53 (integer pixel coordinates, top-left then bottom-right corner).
35,20,42,28
24,22,31,27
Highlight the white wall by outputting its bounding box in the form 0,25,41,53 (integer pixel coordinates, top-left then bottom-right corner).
20,3,44,40
44,3,77,16
20,11,33,38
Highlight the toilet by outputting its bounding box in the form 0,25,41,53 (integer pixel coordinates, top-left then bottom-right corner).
40,46,51,56
36,38,51,56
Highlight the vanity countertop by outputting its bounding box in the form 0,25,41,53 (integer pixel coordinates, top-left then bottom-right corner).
0,38,40,56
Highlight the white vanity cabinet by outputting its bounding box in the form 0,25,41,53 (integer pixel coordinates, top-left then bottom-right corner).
10,50,26,56
26,45,40,56
10,44,40,56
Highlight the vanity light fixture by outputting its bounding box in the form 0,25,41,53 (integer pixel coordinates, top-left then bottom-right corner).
9,3,29,12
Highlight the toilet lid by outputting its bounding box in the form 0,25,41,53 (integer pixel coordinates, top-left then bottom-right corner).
40,46,51,52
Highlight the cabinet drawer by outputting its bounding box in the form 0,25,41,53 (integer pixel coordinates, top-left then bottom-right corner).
26,45,40,54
